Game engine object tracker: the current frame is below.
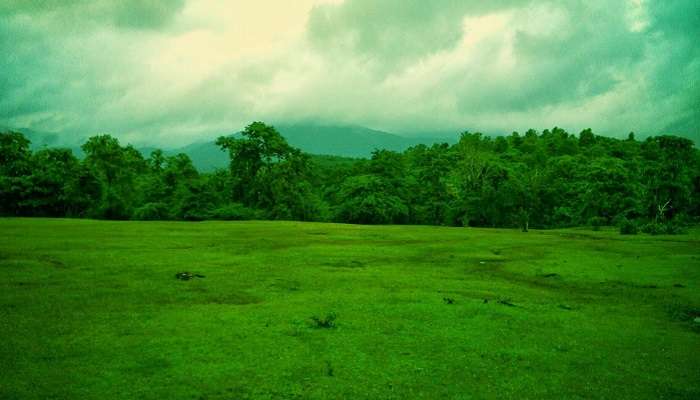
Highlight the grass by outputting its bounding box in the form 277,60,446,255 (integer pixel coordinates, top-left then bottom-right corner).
1,218,699,399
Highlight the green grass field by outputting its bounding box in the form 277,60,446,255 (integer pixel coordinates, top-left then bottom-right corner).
1,219,699,399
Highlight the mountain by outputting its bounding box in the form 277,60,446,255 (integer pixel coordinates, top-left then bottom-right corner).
274,124,440,157
0,126,62,149
0,126,89,158
2,124,459,171
172,124,458,171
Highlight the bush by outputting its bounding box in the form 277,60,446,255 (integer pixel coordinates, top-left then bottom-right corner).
618,219,638,235
208,203,261,220
310,312,337,329
182,211,208,221
641,222,661,235
661,221,686,235
589,216,606,231
132,202,171,220
640,221,686,235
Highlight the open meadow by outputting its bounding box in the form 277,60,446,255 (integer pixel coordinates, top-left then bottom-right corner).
1,218,699,399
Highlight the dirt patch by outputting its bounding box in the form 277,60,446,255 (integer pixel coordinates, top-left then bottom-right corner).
171,287,262,305
599,280,661,289
322,260,366,268
268,279,300,291
673,283,686,288
38,255,65,268
497,299,518,307
668,305,700,322
667,304,700,333
203,292,261,305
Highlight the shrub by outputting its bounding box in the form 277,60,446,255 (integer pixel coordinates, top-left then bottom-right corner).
310,312,337,329
132,202,171,220
641,222,662,235
209,203,260,220
661,221,686,235
182,211,207,221
589,216,606,231
640,221,686,235
618,219,638,235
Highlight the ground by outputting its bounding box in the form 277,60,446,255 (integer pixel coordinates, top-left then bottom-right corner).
1,218,699,399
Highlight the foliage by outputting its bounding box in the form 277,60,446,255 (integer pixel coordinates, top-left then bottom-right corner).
589,216,606,231
618,219,639,235
1,125,698,233
640,220,687,235
133,202,171,220
208,203,261,220
310,312,337,329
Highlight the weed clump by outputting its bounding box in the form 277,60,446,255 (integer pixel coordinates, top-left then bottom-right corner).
618,219,638,235
310,312,337,329
589,216,606,231
641,221,686,235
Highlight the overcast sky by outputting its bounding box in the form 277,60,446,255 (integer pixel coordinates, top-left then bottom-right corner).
1,0,698,146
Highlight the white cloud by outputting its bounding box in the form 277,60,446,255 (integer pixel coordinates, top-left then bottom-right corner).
0,0,697,145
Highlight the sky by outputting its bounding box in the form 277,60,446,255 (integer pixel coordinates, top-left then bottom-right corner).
0,0,698,146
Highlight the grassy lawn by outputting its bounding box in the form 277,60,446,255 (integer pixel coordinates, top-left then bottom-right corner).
1,218,699,399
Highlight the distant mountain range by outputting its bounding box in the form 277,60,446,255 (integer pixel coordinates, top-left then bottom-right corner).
1,124,459,171
171,124,458,170
0,126,64,149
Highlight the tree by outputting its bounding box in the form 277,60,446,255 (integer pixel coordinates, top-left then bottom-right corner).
580,157,643,223
0,132,35,216
579,128,596,147
81,135,146,219
216,122,321,220
641,136,696,221
24,148,82,216
1,122,696,231
335,175,408,224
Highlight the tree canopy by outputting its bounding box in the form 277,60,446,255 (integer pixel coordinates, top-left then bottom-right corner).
1,122,698,233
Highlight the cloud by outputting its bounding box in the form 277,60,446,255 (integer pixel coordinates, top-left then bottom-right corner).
0,0,186,30
0,0,697,146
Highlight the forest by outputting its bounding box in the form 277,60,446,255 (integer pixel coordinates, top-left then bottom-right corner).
1,122,698,233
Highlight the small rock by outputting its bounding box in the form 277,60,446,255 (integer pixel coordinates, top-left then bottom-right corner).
175,272,205,280
694,317,700,324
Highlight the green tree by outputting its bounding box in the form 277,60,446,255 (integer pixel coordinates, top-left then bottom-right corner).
81,135,146,219
216,122,322,220
335,175,408,224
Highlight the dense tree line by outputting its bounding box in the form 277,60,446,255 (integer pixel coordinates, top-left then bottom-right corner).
1,122,698,233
